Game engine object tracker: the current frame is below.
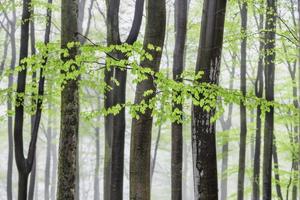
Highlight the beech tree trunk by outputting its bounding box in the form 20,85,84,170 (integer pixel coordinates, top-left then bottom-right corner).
130,0,166,199
237,2,248,199
57,0,79,199
171,0,187,199
6,1,17,199
252,6,264,200
192,0,227,199
104,0,144,199
220,53,235,200
263,0,277,199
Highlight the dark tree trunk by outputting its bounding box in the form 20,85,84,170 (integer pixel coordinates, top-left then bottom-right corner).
28,9,37,200
237,2,248,199
262,0,277,199
252,6,264,200
171,0,187,199
130,0,166,199
191,1,227,199
104,0,145,199
56,0,79,199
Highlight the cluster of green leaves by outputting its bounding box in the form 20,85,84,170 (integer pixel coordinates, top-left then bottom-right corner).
0,41,298,127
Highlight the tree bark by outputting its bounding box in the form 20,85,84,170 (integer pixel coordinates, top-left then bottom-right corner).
6,2,17,199
252,6,264,200
51,132,57,200
104,0,145,199
192,1,227,199
237,2,248,199
220,53,235,200
28,9,37,200
57,0,79,199
171,0,187,199
130,0,166,199
262,0,277,199
45,104,52,200
273,136,283,200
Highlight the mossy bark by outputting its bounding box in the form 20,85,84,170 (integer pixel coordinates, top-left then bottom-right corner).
57,0,79,199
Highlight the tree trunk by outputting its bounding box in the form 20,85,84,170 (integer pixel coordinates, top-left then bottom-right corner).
130,0,166,199
252,7,264,200
7,2,17,199
57,0,79,199
45,104,52,200
28,10,37,200
94,125,100,200
14,0,32,199
220,54,235,200
192,1,227,199
237,2,248,199
263,0,277,199
150,119,162,183
171,0,187,199
104,0,145,199
94,97,101,200
51,133,57,200
273,136,283,200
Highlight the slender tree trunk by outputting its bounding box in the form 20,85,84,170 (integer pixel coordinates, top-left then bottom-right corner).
252,7,264,200
57,0,79,199
7,3,17,199
192,1,227,199
171,0,187,199
130,0,166,199
150,120,162,183
45,104,52,200
237,2,248,199
94,98,101,200
220,54,235,200
273,136,283,200
263,0,277,199
0,31,9,76
94,125,100,200
14,0,32,199
28,10,37,200
51,133,57,200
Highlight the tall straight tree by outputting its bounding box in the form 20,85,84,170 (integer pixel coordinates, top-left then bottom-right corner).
104,0,144,199
252,3,264,199
172,0,187,199
220,52,235,200
14,0,46,199
4,1,17,199
130,0,166,199
192,0,227,199
28,10,37,200
56,0,79,199
263,0,277,199
237,1,248,199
